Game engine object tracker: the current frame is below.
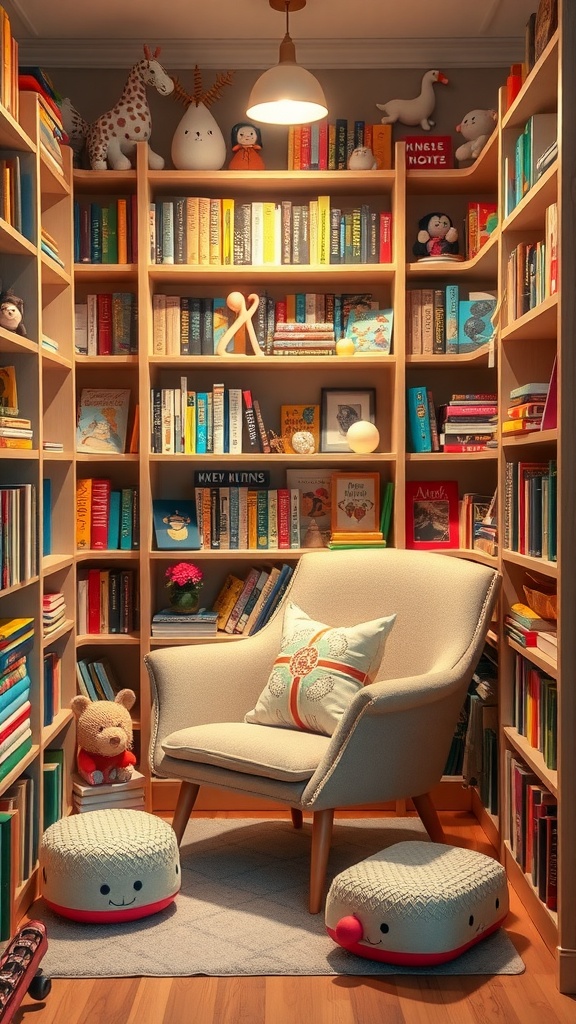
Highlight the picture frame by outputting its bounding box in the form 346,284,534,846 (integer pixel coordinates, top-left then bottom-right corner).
331,472,381,536
405,480,459,550
152,499,201,550
320,388,376,453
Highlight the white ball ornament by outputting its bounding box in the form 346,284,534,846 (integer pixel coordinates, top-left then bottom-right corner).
346,420,380,454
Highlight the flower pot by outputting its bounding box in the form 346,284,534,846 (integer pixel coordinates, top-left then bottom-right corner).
167,588,200,614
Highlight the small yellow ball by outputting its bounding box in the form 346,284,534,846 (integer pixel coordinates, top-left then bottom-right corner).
335,338,356,357
346,420,380,454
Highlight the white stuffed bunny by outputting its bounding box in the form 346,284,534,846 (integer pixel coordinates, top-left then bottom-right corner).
455,109,498,164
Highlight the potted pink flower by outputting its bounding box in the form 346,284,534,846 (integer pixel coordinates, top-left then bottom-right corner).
165,561,204,614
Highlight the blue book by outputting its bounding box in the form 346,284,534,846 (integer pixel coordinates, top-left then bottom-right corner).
152,499,200,550
445,284,459,353
295,293,306,323
196,393,208,454
21,172,35,243
120,488,133,550
0,677,30,720
251,564,294,634
76,659,98,701
42,478,52,556
229,486,240,550
107,490,121,549
0,637,34,677
407,386,432,453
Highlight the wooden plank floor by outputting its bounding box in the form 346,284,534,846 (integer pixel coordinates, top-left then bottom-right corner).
19,811,576,1024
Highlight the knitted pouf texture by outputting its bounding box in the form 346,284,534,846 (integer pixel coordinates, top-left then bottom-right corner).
325,841,509,966
40,808,181,923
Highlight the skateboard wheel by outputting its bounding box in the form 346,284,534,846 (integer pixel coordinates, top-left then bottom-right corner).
28,970,51,1001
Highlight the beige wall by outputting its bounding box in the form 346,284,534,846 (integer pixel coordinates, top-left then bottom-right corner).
51,65,507,171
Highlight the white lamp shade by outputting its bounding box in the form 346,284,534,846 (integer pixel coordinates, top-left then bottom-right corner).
246,62,328,125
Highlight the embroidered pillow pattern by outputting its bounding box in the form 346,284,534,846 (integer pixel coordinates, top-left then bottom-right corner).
245,602,396,735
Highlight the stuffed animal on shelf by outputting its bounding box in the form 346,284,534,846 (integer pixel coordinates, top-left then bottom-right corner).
376,69,449,130
412,212,459,259
455,109,498,164
0,291,26,336
71,689,137,786
348,146,377,170
228,122,265,170
63,45,174,171
171,67,234,171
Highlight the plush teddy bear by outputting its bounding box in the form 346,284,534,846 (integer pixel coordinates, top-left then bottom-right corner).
0,291,26,336
455,109,498,164
71,689,137,786
412,212,459,258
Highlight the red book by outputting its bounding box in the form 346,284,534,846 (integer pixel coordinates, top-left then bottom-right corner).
448,404,497,417
300,125,311,170
318,119,328,170
97,293,113,355
87,568,101,634
0,704,30,747
90,478,111,550
277,488,291,549
379,211,392,263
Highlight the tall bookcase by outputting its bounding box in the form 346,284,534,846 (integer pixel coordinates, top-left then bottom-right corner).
0,90,75,934
68,3,575,991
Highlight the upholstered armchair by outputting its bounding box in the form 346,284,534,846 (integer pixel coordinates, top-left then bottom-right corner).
145,548,500,913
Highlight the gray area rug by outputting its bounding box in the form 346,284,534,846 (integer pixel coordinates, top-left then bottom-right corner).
31,817,524,978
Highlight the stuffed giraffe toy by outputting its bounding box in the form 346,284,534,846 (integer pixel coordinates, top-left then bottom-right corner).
63,45,174,171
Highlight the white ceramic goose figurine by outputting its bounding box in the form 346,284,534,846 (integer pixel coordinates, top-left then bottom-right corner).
376,70,448,130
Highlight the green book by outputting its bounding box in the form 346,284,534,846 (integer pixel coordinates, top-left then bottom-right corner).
43,762,62,830
0,736,33,784
0,810,13,940
45,749,65,820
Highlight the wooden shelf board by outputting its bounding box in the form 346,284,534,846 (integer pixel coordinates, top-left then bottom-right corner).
75,549,139,561
76,633,140,646
407,231,499,279
74,263,138,282
503,725,557,796
148,354,397,369
41,450,74,462
506,637,557,679
73,169,136,194
0,575,39,598
502,428,557,447
500,293,558,342
75,452,139,463
503,549,558,577
149,634,241,646
75,355,139,367
149,263,395,286
42,553,74,574
149,452,396,464
41,348,73,370
149,547,325,561
147,168,396,197
40,251,71,287
0,112,35,152
0,328,38,355
502,162,558,232
501,30,559,130
406,343,494,366
444,548,499,568
42,618,74,648
42,708,74,745
406,450,497,461
0,219,36,256
0,448,39,460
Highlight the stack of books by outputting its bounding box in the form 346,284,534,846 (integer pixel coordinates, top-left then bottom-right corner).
501,382,549,436
504,602,557,650
41,226,64,268
151,608,218,638
43,592,66,637
0,618,34,785
72,770,146,814
212,563,294,635
271,321,336,357
438,393,498,453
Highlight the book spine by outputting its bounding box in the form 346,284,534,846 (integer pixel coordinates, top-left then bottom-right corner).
75,478,92,551
242,390,259,451
252,398,271,454
90,479,110,550
407,387,432,452
120,488,133,550
290,488,301,548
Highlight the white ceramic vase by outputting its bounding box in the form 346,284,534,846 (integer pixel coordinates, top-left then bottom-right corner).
171,102,227,170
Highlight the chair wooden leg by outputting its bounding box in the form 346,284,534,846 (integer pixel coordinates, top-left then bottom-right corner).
412,791,445,844
309,808,334,914
291,808,303,829
171,782,200,845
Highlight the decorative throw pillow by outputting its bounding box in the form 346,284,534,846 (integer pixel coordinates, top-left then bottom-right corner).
245,601,396,736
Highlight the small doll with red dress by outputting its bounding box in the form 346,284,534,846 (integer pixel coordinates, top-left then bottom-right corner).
412,212,459,259
228,122,265,170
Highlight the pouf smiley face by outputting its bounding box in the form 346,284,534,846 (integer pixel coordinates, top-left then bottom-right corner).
325,841,508,966
40,808,181,923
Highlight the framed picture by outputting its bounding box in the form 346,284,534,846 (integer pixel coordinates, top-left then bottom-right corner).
331,472,381,536
405,480,459,550
153,499,201,550
320,388,376,453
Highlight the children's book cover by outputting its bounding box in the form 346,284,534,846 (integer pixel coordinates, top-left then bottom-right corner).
405,480,459,549
153,499,201,550
285,468,332,546
280,404,320,454
345,308,393,354
76,388,130,454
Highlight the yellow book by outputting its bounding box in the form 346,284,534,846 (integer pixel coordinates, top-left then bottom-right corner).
221,198,234,266
0,365,17,415
317,195,331,266
117,198,128,264
287,125,294,170
184,392,196,454
285,294,296,321
0,437,31,449
212,574,245,631
262,202,276,265
209,198,221,265
247,490,258,550
75,478,92,550
186,196,199,264
198,197,210,265
292,126,302,170
308,199,319,265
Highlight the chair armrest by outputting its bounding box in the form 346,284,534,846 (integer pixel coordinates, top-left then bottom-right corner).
301,664,474,810
145,624,282,756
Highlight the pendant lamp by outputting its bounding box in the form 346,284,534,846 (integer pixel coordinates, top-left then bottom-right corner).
246,0,328,125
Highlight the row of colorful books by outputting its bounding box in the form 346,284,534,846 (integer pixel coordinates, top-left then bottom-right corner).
501,379,553,436
286,120,392,171
0,483,38,590
506,200,557,322
213,563,294,636
0,619,34,802
151,290,384,357
406,287,496,355
77,568,138,635
149,195,393,268
504,112,556,217
507,751,556,911
503,458,557,561
76,654,124,702
73,197,139,265
74,292,138,356
407,388,497,455
512,647,557,770
43,591,66,639
76,478,139,551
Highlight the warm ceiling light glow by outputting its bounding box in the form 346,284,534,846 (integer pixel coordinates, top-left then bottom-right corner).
246,0,328,126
